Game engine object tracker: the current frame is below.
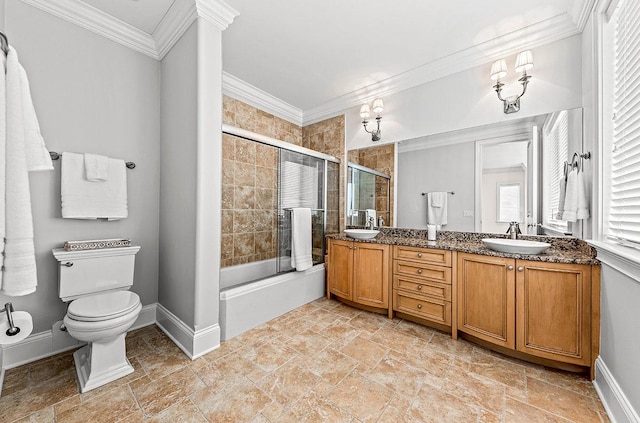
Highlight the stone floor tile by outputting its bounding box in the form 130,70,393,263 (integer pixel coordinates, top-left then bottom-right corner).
240,340,298,373
409,383,481,422
504,396,572,422
146,398,207,423
363,356,427,398
526,378,602,422
276,390,352,423
444,365,506,415
326,372,394,422
469,348,527,391
257,362,321,407
131,366,206,416
302,347,359,386
340,335,389,368
56,386,141,423
190,377,272,422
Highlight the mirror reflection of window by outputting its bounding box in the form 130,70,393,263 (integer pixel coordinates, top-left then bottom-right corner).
542,110,570,233
497,183,522,222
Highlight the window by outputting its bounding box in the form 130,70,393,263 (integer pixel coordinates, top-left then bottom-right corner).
542,110,569,231
497,183,521,222
604,0,640,247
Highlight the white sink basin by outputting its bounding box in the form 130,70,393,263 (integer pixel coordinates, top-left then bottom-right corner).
482,238,551,255
344,229,380,240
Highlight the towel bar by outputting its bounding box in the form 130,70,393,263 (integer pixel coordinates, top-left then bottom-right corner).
421,191,454,196
49,151,136,169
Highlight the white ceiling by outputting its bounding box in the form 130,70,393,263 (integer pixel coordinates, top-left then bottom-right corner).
73,0,582,116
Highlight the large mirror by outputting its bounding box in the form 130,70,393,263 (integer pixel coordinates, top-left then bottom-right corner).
348,108,585,237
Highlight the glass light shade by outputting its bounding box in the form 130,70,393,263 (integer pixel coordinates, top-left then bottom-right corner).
372,98,384,114
490,59,508,81
360,104,370,119
515,50,534,73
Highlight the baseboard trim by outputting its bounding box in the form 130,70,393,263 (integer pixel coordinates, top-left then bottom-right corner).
1,303,158,371
594,356,640,423
155,304,219,360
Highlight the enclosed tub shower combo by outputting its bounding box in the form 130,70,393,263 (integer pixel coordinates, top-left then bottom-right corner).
219,124,340,340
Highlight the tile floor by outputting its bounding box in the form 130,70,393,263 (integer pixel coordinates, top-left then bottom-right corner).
0,298,609,423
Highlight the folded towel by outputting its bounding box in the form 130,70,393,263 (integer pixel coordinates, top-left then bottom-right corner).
427,192,448,226
562,169,578,222
2,47,39,296
576,170,590,220
61,152,128,219
291,208,312,271
84,153,109,182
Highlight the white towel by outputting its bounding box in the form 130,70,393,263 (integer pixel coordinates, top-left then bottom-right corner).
562,169,578,222
427,192,448,226
61,152,128,219
1,47,42,296
84,153,109,182
556,174,567,220
291,208,312,271
576,170,590,220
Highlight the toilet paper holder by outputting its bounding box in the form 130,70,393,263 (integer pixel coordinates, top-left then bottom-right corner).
2,302,20,336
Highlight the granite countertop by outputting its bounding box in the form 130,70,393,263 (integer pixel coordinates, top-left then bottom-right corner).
326,228,599,265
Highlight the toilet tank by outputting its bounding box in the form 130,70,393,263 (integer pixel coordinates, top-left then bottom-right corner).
52,246,141,301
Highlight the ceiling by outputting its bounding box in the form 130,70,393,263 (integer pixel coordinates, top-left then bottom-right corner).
74,0,584,116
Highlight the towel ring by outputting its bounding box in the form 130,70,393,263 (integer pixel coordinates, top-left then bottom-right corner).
49,151,136,169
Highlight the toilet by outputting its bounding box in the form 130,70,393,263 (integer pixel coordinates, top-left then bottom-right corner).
52,245,142,393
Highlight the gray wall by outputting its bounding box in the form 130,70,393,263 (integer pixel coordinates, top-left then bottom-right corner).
158,23,198,328
396,142,475,231
0,1,161,333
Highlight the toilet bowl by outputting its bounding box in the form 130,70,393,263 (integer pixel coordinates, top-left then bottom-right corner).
64,290,142,393
52,245,142,393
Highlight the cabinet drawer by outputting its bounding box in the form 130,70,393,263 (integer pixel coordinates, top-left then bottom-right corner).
393,290,451,325
393,275,451,301
393,260,451,284
394,246,451,267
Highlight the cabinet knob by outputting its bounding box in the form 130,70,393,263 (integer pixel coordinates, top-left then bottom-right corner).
518,266,524,272
507,265,514,271
417,285,423,290
417,304,423,309
354,247,358,250
417,269,423,274
417,253,423,257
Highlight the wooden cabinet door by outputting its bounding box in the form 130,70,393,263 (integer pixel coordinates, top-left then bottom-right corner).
353,242,390,308
457,253,516,349
516,260,591,365
328,239,353,301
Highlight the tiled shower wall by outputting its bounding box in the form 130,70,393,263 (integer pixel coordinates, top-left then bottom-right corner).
221,96,344,267
348,143,395,226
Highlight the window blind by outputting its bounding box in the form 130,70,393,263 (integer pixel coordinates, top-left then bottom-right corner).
610,0,640,245
543,111,569,227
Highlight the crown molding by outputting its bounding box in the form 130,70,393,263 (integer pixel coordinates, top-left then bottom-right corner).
195,0,238,31
153,0,197,60
568,0,597,31
398,118,535,153
302,13,580,125
223,72,304,126
19,0,158,59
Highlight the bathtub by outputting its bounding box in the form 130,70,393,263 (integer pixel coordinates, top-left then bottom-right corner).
219,261,326,340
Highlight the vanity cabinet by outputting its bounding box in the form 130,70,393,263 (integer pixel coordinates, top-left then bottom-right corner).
392,246,454,331
327,239,390,310
457,252,594,366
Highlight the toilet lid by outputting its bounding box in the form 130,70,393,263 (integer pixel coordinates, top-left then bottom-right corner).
67,291,140,322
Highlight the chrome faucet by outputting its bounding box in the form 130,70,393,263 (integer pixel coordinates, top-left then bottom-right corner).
506,221,522,239
365,216,375,230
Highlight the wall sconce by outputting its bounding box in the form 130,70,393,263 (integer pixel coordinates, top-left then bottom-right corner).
360,98,384,141
490,50,533,114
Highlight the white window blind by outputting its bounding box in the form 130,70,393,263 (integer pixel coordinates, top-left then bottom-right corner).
609,0,640,246
543,111,569,229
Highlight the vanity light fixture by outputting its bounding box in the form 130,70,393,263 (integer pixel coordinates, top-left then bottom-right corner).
490,50,533,114
360,98,384,141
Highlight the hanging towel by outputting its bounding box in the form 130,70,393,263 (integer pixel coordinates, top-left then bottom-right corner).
427,192,448,227
562,169,578,222
576,170,590,220
61,152,128,219
84,153,109,182
556,173,567,220
290,208,312,271
1,47,50,296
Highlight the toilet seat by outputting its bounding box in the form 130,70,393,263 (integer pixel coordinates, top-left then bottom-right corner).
67,291,140,322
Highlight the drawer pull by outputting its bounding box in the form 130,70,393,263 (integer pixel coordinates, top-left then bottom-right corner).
518,266,524,272
417,304,423,309
417,269,423,274
507,265,514,271
417,285,423,290
417,253,423,257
